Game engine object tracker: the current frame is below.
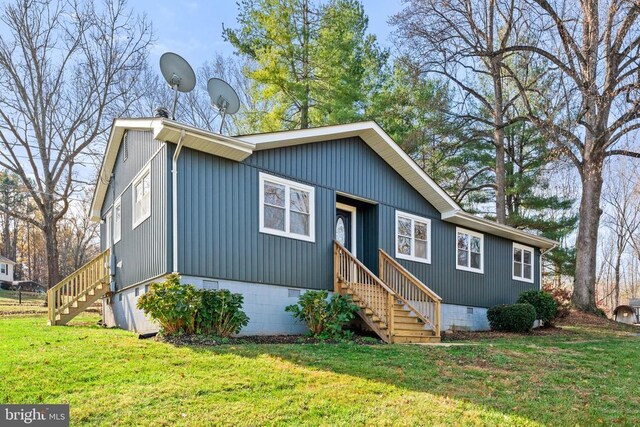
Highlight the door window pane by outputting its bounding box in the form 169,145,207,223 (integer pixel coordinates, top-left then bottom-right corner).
336,217,345,245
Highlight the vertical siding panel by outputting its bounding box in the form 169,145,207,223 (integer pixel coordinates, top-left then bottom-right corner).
171,136,541,304
100,132,168,290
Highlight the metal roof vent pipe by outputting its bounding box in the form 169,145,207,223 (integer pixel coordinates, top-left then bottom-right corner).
154,106,170,119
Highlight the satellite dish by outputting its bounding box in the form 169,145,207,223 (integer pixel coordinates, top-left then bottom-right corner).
159,52,196,120
207,78,241,133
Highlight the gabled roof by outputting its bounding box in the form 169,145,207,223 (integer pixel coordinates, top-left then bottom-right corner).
89,118,255,220
0,255,15,264
242,122,558,249
91,119,558,249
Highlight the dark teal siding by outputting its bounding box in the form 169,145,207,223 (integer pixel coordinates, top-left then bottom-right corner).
100,131,169,289
175,136,540,307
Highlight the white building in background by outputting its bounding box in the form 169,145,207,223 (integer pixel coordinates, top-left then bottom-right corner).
0,255,15,285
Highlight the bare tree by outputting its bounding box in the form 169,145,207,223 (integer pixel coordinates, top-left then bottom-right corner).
0,0,152,287
497,0,640,310
393,0,535,223
599,161,640,307
129,54,261,135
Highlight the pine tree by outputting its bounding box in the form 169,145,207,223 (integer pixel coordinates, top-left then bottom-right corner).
224,0,386,130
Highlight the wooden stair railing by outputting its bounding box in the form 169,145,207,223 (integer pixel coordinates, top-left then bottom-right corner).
48,249,110,326
334,241,396,342
379,249,442,337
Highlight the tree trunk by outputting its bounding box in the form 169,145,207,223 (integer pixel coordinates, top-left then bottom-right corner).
572,156,604,311
43,219,60,289
491,58,506,224
300,0,310,129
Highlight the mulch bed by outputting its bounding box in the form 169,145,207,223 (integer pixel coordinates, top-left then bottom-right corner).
156,333,384,346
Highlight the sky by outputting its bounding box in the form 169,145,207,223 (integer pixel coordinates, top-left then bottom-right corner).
133,0,405,72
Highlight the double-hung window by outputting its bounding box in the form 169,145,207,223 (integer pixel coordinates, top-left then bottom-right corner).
113,197,122,243
132,166,151,228
259,172,315,242
513,243,534,282
395,211,431,263
0,263,6,275
456,227,483,273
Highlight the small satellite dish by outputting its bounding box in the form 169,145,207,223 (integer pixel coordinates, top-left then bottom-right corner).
207,78,241,133
159,52,196,120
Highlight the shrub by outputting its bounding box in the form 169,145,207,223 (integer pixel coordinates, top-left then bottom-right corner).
487,303,536,333
542,284,572,318
195,289,249,337
137,273,200,335
517,290,558,325
285,290,359,339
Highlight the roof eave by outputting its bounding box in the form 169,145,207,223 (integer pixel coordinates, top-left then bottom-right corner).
89,118,254,222
442,210,559,249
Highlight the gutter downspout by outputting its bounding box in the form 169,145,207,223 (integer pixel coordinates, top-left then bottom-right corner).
539,243,558,290
172,130,186,273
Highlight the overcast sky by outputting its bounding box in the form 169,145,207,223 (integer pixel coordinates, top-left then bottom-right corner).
133,0,404,71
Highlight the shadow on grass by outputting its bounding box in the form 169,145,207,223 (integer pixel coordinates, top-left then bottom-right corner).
176,329,640,426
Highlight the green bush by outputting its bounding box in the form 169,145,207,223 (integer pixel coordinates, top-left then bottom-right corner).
517,290,558,325
487,303,536,333
285,290,359,339
137,274,250,337
195,289,249,337
137,273,200,335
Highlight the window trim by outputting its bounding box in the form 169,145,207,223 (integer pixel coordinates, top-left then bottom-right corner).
455,227,484,274
0,263,7,275
113,197,122,244
395,210,431,264
105,209,112,249
131,165,151,229
512,242,535,283
259,172,315,242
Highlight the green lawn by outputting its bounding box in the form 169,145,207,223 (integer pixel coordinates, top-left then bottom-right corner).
1,313,639,426
0,289,47,315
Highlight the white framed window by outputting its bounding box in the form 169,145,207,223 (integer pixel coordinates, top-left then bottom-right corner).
456,227,483,273
132,165,151,229
113,197,122,243
395,210,431,264
259,172,315,242
105,210,112,248
513,243,534,283
0,264,7,275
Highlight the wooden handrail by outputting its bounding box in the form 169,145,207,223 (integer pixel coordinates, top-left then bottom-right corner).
379,249,441,335
334,241,395,331
48,249,110,325
379,250,442,302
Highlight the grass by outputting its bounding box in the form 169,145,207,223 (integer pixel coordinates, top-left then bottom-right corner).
1,309,639,426
0,289,47,315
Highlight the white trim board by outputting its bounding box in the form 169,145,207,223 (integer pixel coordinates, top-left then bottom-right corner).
455,227,484,274
336,202,357,257
259,172,316,243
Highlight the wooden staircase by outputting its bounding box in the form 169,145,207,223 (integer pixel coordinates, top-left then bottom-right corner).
48,249,110,326
334,242,441,343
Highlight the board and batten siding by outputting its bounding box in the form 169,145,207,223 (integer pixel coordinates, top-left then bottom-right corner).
176,136,540,308
100,130,170,290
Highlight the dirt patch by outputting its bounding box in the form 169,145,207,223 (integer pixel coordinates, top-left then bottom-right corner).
556,309,639,331
157,333,384,346
443,325,574,341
